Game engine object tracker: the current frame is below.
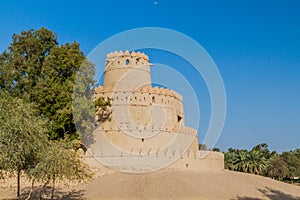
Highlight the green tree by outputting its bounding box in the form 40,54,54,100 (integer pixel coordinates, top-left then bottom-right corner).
245,150,267,175
0,28,96,141
264,155,288,180
232,151,248,172
224,148,249,172
0,28,99,199
29,140,92,199
281,150,300,179
0,92,48,200
224,151,236,170
224,147,267,174
251,143,272,159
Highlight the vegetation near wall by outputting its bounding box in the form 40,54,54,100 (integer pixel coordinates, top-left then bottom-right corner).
0,28,99,200
0,28,95,141
223,143,300,183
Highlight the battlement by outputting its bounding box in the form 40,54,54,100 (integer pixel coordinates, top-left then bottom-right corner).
95,86,183,101
106,50,149,61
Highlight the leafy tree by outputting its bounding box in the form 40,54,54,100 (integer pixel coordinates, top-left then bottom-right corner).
0,91,48,200
0,28,99,199
264,155,288,180
95,97,112,122
0,28,96,141
281,150,300,179
29,140,92,199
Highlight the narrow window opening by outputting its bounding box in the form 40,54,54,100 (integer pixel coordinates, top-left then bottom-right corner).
152,96,155,103
126,59,130,65
142,138,144,142
177,115,182,123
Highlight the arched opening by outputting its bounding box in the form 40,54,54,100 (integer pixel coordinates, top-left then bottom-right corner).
152,96,155,103
125,59,130,65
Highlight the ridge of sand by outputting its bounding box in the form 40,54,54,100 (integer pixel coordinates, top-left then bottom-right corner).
1,169,299,200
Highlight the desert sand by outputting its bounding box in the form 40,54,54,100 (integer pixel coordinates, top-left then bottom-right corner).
1,169,299,200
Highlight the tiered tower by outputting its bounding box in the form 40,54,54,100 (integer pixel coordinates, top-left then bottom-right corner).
94,50,199,155
87,50,224,172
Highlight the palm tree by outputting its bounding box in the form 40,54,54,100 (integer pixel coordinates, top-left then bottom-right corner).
224,152,235,170
245,150,267,175
232,151,248,172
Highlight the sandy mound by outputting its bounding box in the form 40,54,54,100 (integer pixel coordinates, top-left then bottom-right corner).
1,169,299,200
78,169,300,200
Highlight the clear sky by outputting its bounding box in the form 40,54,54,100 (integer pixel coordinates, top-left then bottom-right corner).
1,0,299,152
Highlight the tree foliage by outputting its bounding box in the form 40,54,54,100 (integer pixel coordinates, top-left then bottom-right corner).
264,155,288,180
224,143,300,183
0,28,96,140
0,91,93,199
0,91,48,199
29,140,92,199
0,28,97,199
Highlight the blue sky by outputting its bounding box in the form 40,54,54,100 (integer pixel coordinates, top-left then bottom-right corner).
1,0,299,152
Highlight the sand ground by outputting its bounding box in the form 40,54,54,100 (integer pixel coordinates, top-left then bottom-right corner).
1,169,299,200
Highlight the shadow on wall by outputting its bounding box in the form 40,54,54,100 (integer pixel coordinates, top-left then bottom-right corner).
232,187,300,200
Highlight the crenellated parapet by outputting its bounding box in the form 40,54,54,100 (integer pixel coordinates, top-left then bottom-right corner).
94,86,183,102
106,50,149,61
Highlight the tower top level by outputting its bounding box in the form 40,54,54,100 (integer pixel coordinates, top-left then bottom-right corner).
103,50,152,90
106,50,149,61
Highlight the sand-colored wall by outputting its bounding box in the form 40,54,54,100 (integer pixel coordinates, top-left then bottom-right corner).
95,89,184,127
83,150,224,172
92,126,197,154
170,151,224,171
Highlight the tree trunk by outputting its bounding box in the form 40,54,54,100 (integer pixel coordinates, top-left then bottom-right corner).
25,179,35,200
40,179,50,200
51,177,55,200
17,170,21,200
